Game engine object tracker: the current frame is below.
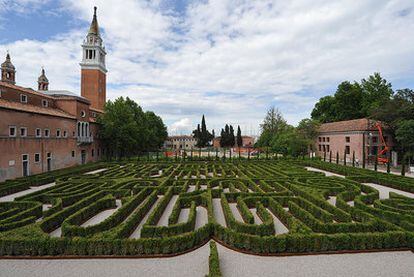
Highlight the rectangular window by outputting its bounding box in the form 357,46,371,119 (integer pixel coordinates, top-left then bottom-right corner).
63,130,67,138
327,137,330,142
20,127,27,137
71,150,75,157
345,136,350,143
318,137,322,142
35,128,41,138
92,149,95,157
34,153,40,163
326,145,330,152
322,137,326,142
318,144,322,151
56,129,61,138
42,99,48,107
47,152,51,158
9,126,16,137
20,94,27,103
97,149,100,157
345,145,350,155
44,129,50,138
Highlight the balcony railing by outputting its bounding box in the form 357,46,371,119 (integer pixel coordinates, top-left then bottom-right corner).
77,136,93,144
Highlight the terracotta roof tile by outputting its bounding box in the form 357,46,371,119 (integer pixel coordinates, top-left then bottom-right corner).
0,98,76,119
318,118,379,133
0,81,55,100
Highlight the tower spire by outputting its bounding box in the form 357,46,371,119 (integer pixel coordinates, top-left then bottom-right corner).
88,6,100,36
38,67,49,91
1,51,16,84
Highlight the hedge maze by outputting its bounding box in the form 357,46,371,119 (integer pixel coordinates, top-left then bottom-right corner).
1,159,414,257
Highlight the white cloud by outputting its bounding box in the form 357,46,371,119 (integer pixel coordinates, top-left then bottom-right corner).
1,0,414,134
169,118,193,135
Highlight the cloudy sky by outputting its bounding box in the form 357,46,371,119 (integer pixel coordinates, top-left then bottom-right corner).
1,0,413,135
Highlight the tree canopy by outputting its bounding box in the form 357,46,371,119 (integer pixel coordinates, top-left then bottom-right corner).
311,73,393,123
192,115,214,147
220,124,236,147
256,107,319,156
97,97,167,158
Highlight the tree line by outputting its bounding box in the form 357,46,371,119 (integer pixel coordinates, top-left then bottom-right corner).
256,73,414,160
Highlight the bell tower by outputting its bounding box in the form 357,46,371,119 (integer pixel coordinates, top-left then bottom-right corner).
38,68,49,91
1,52,16,85
80,7,107,111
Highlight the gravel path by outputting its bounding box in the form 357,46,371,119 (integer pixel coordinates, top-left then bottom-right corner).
81,200,122,227
212,199,226,227
49,227,62,238
249,208,262,224
0,182,56,202
327,196,336,206
84,168,107,175
195,206,208,229
217,244,414,277
363,183,414,199
305,167,345,178
266,208,289,234
129,196,162,239
228,203,244,222
157,195,178,226
177,208,189,223
0,243,210,277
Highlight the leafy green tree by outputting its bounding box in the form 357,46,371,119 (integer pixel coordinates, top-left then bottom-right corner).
311,95,337,123
361,72,393,115
395,120,414,160
297,118,320,152
257,107,287,146
97,97,167,158
334,81,364,120
311,73,394,123
236,125,243,147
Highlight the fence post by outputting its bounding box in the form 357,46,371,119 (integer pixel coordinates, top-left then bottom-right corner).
374,155,378,171
336,152,339,164
266,147,269,160
199,147,201,159
248,148,250,160
343,149,346,166
216,148,218,160
387,151,391,173
352,151,355,167
239,148,241,159
229,148,232,160
329,151,332,163
362,134,366,169
401,155,406,176
323,151,326,162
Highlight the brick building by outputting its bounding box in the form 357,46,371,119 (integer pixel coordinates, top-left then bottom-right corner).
316,118,394,163
0,7,107,182
212,136,255,148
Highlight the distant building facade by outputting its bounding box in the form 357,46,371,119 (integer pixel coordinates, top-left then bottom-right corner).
212,136,255,148
164,135,198,150
0,7,107,182
316,118,395,163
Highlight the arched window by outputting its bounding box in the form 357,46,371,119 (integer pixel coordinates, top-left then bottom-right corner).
77,122,81,137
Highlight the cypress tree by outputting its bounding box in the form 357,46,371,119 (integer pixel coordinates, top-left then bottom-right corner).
236,125,243,147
